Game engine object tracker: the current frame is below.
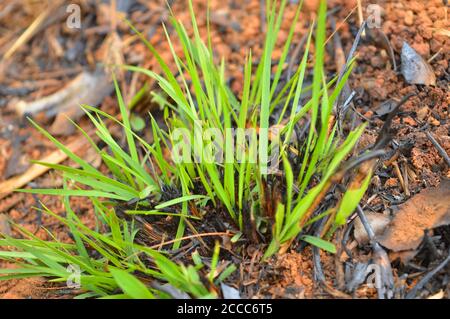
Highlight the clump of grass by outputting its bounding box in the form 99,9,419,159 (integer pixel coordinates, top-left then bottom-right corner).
0,195,233,298
0,0,372,298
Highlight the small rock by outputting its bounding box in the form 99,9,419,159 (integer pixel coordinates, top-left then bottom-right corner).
412,41,430,58
303,0,320,12
428,116,440,126
403,116,417,126
363,110,374,118
404,10,414,26
416,106,429,121
385,177,399,188
370,56,385,68
362,78,388,99
0,214,12,236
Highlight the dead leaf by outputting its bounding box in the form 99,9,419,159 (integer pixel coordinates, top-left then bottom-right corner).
354,212,391,245
401,42,436,86
378,179,450,252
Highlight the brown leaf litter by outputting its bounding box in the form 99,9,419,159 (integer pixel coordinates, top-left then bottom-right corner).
378,179,450,252
401,41,436,86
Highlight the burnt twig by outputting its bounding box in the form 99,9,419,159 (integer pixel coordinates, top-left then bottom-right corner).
286,32,309,80
312,219,351,298
343,149,386,172
426,131,450,167
357,205,394,299
406,248,450,299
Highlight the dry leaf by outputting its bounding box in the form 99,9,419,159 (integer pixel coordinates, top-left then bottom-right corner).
378,179,450,252
401,42,436,86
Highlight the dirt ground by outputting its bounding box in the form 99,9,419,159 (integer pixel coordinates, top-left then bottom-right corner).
0,0,449,299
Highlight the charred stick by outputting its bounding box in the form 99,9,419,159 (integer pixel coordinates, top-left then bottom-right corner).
286,32,309,80
357,205,395,299
406,249,450,299
373,93,415,150
426,131,450,167
313,219,351,298
356,204,375,241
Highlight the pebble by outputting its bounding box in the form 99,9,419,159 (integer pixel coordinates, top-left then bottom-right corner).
385,177,399,188
404,116,418,126
412,41,431,58
428,116,440,126
370,56,385,68
404,10,414,26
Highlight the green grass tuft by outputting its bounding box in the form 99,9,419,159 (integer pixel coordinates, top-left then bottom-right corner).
0,0,372,298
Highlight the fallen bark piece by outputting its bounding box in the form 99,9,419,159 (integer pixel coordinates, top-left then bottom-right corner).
401,42,436,86
14,69,113,136
0,137,87,200
378,179,450,252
